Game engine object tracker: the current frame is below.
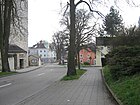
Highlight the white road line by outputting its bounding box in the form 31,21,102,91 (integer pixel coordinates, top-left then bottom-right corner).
37,73,45,76
0,83,12,88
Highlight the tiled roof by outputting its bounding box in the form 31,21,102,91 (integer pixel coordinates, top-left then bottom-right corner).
81,43,96,52
8,44,27,53
36,43,46,48
31,40,46,49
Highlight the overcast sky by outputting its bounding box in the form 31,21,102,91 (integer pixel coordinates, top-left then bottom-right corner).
28,0,140,47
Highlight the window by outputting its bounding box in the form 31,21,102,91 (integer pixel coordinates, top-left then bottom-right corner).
44,50,46,52
31,59,37,63
87,59,90,62
44,54,46,57
40,50,42,52
80,54,83,58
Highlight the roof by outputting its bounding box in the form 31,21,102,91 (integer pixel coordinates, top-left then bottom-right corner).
85,48,92,52
96,37,114,46
31,40,46,49
81,43,96,52
8,44,27,53
29,55,40,58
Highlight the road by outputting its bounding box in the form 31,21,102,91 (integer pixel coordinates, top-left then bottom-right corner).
0,63,67,105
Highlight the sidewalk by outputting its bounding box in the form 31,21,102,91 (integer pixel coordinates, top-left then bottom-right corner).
16,67,116,105
13,66,42,73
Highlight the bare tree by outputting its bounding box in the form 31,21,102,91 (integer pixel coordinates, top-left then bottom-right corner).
61,9,97,69
62,0,138,76
64,0,103,76
52,31,68,64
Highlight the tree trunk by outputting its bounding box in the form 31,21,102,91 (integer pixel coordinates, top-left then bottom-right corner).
77,50,80,70
1,0,12,72
67,0,76,76
0,1,3,50
1,44,10,72
58,44,61,64
0,1,3,71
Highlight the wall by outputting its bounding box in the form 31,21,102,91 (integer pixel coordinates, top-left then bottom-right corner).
96,46,109,66
9,0,28,68
8,57,15,70
79,49,96,65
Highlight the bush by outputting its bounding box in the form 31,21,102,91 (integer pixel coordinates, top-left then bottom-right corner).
107,46,140,80
103,66,140,105
83,62,90,65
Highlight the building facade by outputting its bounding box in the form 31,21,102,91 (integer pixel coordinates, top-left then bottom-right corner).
29,40,56,63
9,0,28,69
28,55,41,66
0,0,28,70
79,48,96,65
95,37,112,66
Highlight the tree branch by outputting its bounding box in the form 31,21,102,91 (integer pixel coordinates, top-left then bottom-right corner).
63,2,70,16
75,0,104,18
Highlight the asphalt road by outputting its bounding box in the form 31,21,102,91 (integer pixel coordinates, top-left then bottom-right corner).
0,63,67,105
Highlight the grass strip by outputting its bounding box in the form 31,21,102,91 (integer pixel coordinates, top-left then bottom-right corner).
61,69,86,81
103,66,140,105
0,71,17,77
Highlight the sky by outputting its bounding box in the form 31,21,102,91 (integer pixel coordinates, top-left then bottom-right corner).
28,0,140,47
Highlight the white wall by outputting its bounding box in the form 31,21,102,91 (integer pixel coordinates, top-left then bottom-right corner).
96,46,109,66
8,57,15,70
29,48,38,55
37,49,48,58
0,55,15,70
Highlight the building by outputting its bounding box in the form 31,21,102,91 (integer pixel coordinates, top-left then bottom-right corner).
8,44,27,70
0,0,28,70
29,40,56,63
79,48,96,65
95,37,112,66
28,55,41,66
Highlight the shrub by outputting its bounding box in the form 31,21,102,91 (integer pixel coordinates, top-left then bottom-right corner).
106,46,140,80
83,62,90,65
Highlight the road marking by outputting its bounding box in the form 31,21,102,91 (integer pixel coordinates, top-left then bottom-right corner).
37,73,45,76
0,83,12,88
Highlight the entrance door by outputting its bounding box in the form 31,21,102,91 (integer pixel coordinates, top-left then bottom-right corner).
20,59,24,69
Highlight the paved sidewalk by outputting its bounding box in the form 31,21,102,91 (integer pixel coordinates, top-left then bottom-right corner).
12,66,42,73
16,67,116,105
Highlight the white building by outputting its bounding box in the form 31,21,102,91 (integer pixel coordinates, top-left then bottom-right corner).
95,37,111,66
29,40,56,63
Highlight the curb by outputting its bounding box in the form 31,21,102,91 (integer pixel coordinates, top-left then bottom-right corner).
100,69,123,105
18,66,42,74
0,66,42,78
